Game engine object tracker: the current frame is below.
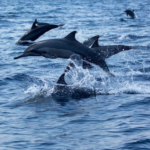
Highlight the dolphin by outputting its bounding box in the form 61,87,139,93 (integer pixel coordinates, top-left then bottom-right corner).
52,83,96,100
124,9,135,19
52,72,96,100
81,35,135,69
91,36,136,59
17,20,64,45
82,35,100,47
14,31,113,76
52,54,97,100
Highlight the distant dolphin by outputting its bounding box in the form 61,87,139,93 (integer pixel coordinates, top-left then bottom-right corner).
83,35,100,47
52,54,97,100
14,31,113,76
17,19,64,45
124,9,135,19
91,36,136,59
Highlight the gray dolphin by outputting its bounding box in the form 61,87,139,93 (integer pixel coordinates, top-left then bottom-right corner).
17,20,64,44
52,54,97,100
91,37,135,59
124,9,135,19
81,34,135,68
14,31,113,76
52,83,96,100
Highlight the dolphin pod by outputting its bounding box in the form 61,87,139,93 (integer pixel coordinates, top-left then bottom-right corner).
17,19,64,45
14,31,114,76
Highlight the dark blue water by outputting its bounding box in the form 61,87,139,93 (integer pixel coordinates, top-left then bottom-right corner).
1,0,150,149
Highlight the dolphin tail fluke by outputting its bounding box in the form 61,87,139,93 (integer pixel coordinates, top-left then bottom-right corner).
58,24,65,27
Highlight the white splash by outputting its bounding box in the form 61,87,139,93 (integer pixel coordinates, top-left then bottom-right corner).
24,79,53,98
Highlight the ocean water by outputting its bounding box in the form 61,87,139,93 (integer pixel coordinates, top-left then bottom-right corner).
1,0,150,149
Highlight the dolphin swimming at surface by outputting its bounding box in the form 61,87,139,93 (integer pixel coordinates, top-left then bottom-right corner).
17,19,64,45
14,31,114,76
52,54,98,100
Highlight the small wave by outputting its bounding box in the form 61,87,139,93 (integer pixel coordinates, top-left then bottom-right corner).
121,83,150,94
10,74,54,100
124,138,150,149
118,34,150,40
120,18,126,22
146,43,150,48
0,80,8,86
12,74,47,85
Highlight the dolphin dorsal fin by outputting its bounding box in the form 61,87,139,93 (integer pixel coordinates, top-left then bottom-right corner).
57,73,67,85
64,31,77,41
31,19,38,29
91,39,99,48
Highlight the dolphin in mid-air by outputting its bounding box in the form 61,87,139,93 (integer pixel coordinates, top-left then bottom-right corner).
17,19,64,45
14,31,113,76
81,35,136,69
124,9,135,19
91,37,136,59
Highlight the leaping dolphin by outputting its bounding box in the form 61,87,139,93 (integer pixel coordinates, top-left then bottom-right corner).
14,31,113,76
81,35,136,69
124,9,135,19
91,37,136,59
17,19,64,45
